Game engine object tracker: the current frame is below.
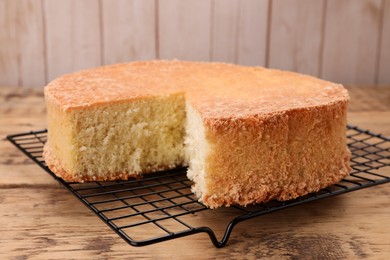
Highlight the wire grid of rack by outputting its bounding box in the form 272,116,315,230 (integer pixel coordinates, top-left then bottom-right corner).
7,125,390,248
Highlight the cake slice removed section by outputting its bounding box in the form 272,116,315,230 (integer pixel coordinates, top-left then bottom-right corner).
184,101,210,202
44,93,186,182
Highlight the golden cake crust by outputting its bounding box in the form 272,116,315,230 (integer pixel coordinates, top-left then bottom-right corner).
200,101,351,208
43,142,174,183
44,60,350,208
45,60,349,116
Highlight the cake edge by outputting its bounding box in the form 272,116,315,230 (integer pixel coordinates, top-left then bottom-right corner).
201,149,351,209
43,142,178,183
197,98,351,208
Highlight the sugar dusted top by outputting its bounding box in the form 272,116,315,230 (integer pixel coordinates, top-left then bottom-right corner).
45,60,349,117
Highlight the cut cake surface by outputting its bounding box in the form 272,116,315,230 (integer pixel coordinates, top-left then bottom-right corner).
44,60,350,208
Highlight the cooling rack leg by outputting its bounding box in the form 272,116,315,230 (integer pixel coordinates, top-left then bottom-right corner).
200,218,241,248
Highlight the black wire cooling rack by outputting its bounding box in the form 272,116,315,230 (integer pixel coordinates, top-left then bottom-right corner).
6,125,390,248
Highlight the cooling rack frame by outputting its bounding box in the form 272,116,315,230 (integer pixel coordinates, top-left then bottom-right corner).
6,125,390,248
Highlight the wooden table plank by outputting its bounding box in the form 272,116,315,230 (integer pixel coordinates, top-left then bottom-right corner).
1,86,389,259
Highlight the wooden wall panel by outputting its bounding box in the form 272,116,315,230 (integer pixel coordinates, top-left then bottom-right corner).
211,0,239,63
0,0,45,87
322,0,382,84
101,0,156,65
236,0,268,66
43,0,101,82
269,0,324,77
158,0,211,61
0,0,389,86
378,0,390,84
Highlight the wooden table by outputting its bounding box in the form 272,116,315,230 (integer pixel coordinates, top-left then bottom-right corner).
1,87,389,259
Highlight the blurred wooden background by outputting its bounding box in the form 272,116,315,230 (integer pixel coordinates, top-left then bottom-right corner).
0,0,389,88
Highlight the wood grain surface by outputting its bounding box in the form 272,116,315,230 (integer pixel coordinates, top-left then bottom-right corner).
43,0,102,81
1,0,390,86
0,0,46,87
101,0,156,65
159,0,211,61
236,0,268,66
378,0,390,84
322,0,383,85
0,87,389,259
268,0,324,76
